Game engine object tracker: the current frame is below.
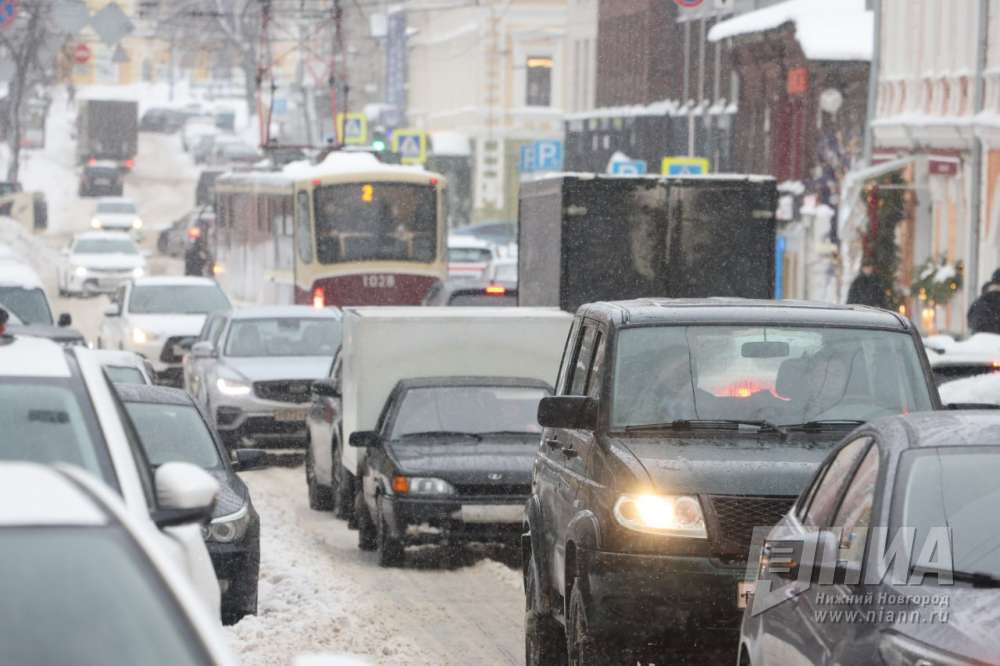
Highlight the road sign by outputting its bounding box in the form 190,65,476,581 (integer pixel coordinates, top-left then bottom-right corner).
611,160,648,176
0,0,16,28
519,140,564,173
111,44,129,63
73,43,91,65
52,0,89,34
337,112,368,145
392,129,427,165
90,2,134,46
661,156,710,176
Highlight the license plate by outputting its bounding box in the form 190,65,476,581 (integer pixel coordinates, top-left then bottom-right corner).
737,581,755,609
461,504,524,524
274,409,307,422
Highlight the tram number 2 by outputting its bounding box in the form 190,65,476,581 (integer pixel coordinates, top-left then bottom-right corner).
362,274,396,289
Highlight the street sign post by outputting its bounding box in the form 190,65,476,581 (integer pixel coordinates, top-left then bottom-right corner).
661,156,710,176
336,112,368,145
392,129,427,165
519,140,564,173
610,160,648,176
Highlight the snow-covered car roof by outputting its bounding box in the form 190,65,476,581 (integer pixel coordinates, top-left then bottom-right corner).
926,333,1000,366
92,349,147,367
132,275,219,287
0,263,44,289
231,305,342,320
0,464,107,526
938,372,1000,406
0,335,71,377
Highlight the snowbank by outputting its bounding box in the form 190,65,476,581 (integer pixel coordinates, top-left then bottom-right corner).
939,373,1000,406
708,0,873,62
0,217,60,285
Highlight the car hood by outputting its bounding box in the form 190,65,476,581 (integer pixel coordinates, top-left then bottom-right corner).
890,586,1000,662
222,356,332,382
387,436,538,485
72,253,144,269
207,469,247,519
126,314,206,337
609,435,835,496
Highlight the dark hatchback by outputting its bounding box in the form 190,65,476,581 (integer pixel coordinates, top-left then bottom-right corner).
351,376,552,567
421,279,518,307
79,162,123,197
741,411,1000,666
115,383,265,624
523,299,941,665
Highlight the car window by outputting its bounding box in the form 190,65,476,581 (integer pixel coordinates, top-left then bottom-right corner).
832,445,880,565
225,318,341,357
587,332,606,399
555,318,582,395
0,527,210,666
296,191,313,264
124,402,222,469
0,286,53,325
104,366,147,384
390,385,550,438
73,238,139,254
569,326,598,396
96,201,136,215
802,437,871,527
128,285,230,315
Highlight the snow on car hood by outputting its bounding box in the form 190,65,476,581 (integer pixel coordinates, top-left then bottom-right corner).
221,356,331,382
72,252,144,270
127,313,206,337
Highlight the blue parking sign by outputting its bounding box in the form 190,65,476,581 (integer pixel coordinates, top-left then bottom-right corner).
519,140,563,173
611,160,647,175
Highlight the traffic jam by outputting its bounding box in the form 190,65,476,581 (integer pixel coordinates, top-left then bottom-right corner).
3,1,1000,665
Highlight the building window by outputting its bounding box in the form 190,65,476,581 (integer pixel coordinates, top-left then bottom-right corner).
526,56,553,107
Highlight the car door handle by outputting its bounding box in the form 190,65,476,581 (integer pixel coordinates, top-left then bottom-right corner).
561,446,578,458
544,438,561,450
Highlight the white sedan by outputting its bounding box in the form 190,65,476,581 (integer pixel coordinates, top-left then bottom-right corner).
58,231,147,297
0,462,238,666
92,196,144,239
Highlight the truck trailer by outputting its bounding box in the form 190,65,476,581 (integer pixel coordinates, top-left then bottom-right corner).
76,99,139,168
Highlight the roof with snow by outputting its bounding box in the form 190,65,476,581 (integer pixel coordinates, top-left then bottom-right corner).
707,0,873,62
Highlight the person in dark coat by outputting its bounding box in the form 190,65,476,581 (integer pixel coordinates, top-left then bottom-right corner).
967,269,1000,334
184,236,212,277
847,258,888,308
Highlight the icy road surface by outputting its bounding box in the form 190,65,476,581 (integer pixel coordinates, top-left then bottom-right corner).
230,466,526,666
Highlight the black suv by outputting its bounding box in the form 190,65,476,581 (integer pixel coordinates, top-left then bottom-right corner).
523,298,941,665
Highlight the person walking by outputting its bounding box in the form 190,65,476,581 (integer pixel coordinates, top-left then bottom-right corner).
968,269,1000,334
847,257,888,308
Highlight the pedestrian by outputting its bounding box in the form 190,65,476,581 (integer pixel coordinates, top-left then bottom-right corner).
847,257,888,308
184,235,211,277
967,269,1000,334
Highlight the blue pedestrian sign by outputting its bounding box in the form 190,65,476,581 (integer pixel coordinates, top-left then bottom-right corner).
611,160,648,176
0,0,17,28
661,156,710,176
391,129,427,164
519,140,563,173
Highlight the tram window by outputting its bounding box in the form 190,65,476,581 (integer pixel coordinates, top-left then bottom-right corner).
282,198,293,236
296,191,313,263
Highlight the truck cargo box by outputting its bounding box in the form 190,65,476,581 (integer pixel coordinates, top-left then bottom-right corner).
517,174,778,312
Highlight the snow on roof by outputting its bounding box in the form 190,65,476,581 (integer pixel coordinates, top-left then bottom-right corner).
707,0,873,62
566,98,680,121
430,131,471,156
282,151,429,180
0,262,43,288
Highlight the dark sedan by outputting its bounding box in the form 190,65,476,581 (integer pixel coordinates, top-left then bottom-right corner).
740,411,1000,666
420,279,517,306
79,162,123,197
351,376,551,567
115,383,265,625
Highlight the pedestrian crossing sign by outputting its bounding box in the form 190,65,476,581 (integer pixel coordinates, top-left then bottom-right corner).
661,156,711,176
392,129,427,165
337,113,368,145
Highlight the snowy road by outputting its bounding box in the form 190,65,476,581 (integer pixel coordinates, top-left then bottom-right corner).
231,466,526,666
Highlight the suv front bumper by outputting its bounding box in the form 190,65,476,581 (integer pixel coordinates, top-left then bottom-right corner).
213,394,310,449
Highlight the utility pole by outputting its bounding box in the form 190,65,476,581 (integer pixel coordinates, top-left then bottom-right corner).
862,0,881,166
968,0,990,294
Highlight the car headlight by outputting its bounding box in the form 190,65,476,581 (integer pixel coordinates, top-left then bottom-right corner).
201,505,251,543
90,218,102,229
879,632,975,666
391,476,455,496
131,327,158,345
73,265,88,277
613,494,707,538
132,218,143,230
131,267,144,278
216,377,252,396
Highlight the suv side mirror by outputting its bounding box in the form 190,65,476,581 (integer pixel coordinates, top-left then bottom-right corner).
537,396,598,431
191,340,216,358
57,313,72,327
233,448,267,471
103,303,121,317
312,378,340,398
349,430,380,448
152,462,219,527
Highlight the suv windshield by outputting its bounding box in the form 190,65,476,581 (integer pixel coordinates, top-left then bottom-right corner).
391,385,549,439
225,318,341,357
0,377,114,485
124,402,222,469
611,325,934,429
97,202,136,215
128,285,230,315
0,286,53,325
314,183,437,264
74,238,138,254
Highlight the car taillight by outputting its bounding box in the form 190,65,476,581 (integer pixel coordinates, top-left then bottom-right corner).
312,286,325,309
88,158,97,166
187,227,201,239
125,159,135,169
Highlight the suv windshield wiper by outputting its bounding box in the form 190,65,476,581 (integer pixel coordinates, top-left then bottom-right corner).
624,419,787,437
397,431,483,441
910,565,1000,588
477,430,538,437
782,419,866,431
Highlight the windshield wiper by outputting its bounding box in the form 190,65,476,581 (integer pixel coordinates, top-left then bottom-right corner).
477,430,538,437
782,419,866,432
910,565,1000,588
625,419,787,437
397,431,483,441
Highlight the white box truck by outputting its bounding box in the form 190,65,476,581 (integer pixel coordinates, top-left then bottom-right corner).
337,306,573,514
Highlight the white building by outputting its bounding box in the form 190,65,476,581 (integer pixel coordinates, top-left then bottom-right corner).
566,0,598,114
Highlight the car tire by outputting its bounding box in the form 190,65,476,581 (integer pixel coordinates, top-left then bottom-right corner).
305,442,334,511
356,492,377,552
566,580,624,665
375,497,404,567
525,554,567,666
332,441,352,521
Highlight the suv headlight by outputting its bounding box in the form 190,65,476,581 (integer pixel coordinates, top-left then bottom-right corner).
202,505,251,543
391,476,455,496
613,494,707,538
132,217,143,230
216,377,252,397
131,327,159,345
879,632,975,666
131,267,144,278
74,265,88,277
90,217,102,229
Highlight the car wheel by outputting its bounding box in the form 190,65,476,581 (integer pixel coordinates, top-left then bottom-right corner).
375,496,404,567
305,442,334,511
566,580,624,665
333,441,351,521
356,491,377,552
525,554,567,666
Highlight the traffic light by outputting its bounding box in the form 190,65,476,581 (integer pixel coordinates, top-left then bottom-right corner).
371,129,388,153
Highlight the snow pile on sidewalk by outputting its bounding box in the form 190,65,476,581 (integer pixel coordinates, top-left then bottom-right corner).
0,217,60,284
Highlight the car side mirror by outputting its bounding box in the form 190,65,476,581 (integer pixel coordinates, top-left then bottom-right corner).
537,396,598,431
151,462,219,527
349,430,379,448
57,313,72,328
103,303,120,317
312,378,340,398
233,448,267,471
761,528,841,582
191,340,216,358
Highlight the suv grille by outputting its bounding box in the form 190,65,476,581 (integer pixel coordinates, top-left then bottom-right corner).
453,483,530,498
254,380,313,404
707,495,795,557
159,336,193,363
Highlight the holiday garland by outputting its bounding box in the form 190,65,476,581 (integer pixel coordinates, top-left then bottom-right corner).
911,256,963,305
